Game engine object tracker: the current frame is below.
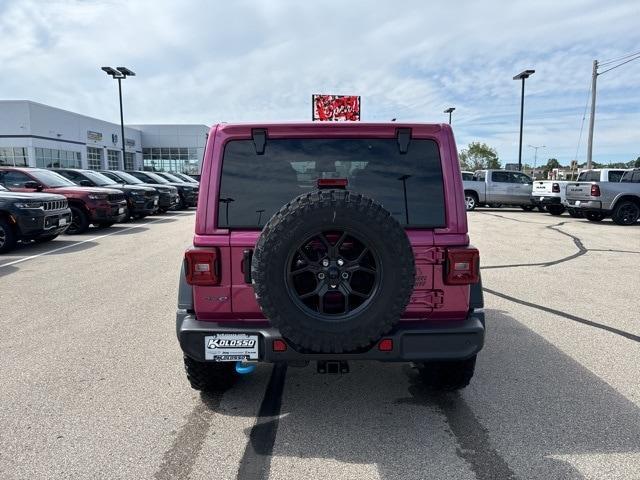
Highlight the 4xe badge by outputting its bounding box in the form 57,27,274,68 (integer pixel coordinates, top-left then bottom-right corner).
207,337,256,349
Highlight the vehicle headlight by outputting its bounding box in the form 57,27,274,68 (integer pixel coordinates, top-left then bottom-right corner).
129,190,143,196
88,194,108,200
15,202,43,209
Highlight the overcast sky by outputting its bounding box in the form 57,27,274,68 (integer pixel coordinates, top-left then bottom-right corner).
1,0,638,165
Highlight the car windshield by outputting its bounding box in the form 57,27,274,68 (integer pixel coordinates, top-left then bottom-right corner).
82,171,118,186
159,172,184,182
142,172,170,184
30,169,77,188
173,173,197,183
112,171,144,184
219,138,446,228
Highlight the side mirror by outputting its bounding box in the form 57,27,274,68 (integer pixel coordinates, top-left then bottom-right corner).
24,181,43,191
79,179,93,187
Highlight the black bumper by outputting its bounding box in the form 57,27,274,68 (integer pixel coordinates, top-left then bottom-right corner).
129,196,159,215
16,209,72,238
181,192,198,207
177,312,485,363
530,196,562,206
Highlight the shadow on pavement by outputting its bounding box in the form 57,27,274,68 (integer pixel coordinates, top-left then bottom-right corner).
200,309,640,480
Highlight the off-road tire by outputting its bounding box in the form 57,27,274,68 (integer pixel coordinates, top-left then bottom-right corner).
252,189,415,353
567,208,583,218
520,205,535,212
464,192,478,211
0,219,17,254
611,201,640,226
417,356,476,391
546,205,565,216
585,212,605,222
67,206,90,234
183,355,237,392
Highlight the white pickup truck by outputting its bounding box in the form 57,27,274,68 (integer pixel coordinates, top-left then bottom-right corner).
463,169,533,211
530,181,574,216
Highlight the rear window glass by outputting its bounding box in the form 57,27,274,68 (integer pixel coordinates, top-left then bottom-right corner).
218,138,445,228
608,170,624,182
578,171,599,182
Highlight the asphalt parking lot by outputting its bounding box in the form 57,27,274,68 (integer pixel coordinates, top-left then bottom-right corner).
0,209,638,480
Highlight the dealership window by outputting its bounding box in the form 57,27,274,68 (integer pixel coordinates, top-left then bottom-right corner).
35,148,81,168
124,152,135,170
87,147,103,170
0,147,28,166
107,150,120,170
143,146,199,174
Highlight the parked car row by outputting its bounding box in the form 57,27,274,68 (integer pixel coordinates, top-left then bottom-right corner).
0,166,199,253
463,167,640,225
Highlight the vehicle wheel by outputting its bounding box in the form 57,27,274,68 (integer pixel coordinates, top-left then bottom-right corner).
176,196,186,210
537,205,546,212
567,208,583,218
464,192,478,211
611,201,640,226
585,212,605,222
34,234,59,243
158,207,168,214
546,205,565,216
252,189,415,353
417,356,476,391
183,355,237,392
66,206,90,234
0,219,18,254
520,205,535,212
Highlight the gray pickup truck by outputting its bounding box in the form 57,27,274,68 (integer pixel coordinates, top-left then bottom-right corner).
565,168,640,225
463,169,533,211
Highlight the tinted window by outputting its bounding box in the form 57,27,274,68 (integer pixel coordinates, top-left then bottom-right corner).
620,171,640,183
578,171,599,182
608,171,624,182
510,172,532,184
107,171,144,184
492,171,509,183
82,171,117,186
461,172,474,181
475,171,486,181
28,170,76,188
218,138,446,228
130,171,169,184
1,171,32,188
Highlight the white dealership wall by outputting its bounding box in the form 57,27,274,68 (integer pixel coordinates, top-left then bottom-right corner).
0,100,209,171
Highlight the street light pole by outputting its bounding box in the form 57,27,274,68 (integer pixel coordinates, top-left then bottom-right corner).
101,66,136,170
513,69,535,172
586,60,598,170
444,107,455,124
527,144,545,179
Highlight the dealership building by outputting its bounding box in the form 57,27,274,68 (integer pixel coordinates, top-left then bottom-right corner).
0,100,209,174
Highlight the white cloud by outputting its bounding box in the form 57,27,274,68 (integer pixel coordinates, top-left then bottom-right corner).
0,0,638,164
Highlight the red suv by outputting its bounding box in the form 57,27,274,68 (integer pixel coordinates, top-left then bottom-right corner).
0,167,127,234
177,123,484,391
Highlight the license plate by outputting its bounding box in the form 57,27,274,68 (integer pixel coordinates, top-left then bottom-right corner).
59,218,67,226
154,199,158,205
118,207,125,214
204,333,259,362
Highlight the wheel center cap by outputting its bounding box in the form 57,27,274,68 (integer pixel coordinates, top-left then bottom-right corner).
327,266,340,281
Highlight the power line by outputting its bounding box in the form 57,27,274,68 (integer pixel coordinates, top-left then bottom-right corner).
574,80,592,164
599,54,640,75
599,50,640,66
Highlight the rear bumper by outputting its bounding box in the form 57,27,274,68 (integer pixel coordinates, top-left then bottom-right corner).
531,195,562,206
565,199,603,210
177,311,485,363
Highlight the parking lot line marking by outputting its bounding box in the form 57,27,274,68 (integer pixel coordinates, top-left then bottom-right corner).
484,287,640,343
0,215,191,269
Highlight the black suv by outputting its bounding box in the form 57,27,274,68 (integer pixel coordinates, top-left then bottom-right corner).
99,170,179,214
126,170,198,210
0,184,71,253
53,169,159,219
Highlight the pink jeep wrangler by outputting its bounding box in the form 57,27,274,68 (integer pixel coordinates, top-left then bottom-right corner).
177,122,484,391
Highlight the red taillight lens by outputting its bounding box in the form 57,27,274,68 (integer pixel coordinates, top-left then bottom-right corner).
552,183,560,193
445,247,480,285
317,178,348,189
591,184,601,197
185,247,220,285
272,339,288,352
378,339,393,352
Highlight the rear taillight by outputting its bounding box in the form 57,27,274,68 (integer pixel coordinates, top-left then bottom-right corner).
317,178,348,189
185,247,220,285
445,247,480,285
591,184,601,197
552,183,560,193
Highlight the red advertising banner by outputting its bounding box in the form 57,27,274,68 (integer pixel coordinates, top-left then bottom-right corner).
312,94,361,121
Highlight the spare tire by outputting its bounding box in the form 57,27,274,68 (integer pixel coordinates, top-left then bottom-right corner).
252,189,415,353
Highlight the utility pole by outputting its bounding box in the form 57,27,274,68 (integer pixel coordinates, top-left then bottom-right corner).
527,144,545,178
513,70,535,172
586,60,598,170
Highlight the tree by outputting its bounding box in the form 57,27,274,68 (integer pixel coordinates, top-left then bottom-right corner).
634,156,640,168
459,142,501,171
545,158,561,170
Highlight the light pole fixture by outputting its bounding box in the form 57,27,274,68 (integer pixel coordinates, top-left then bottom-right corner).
513,69,535,172
101,66,136,170
444,107,455,125
527,144,545,179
